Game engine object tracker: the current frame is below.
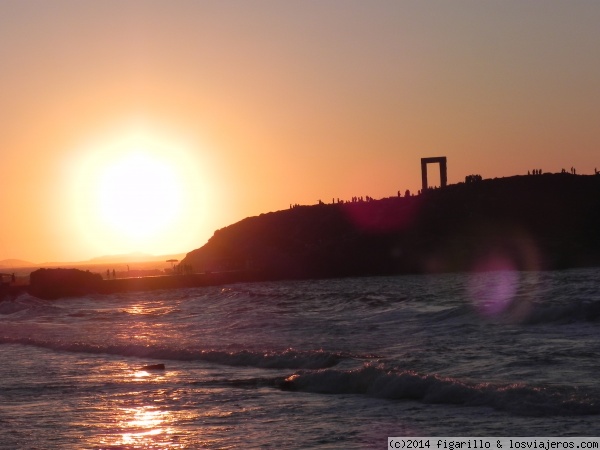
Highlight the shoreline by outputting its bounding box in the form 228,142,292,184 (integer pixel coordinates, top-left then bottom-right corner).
1,270,272,301
4,263,600,301
98,271,262,294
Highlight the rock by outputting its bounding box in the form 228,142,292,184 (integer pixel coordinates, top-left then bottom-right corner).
140,363,166,371
28,268,103,300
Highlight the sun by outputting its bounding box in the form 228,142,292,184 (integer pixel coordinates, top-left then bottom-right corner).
67,126,216,258
96,151,182,240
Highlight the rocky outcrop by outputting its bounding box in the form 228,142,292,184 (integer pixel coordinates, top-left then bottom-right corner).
28,268,104,300
181,174,600,278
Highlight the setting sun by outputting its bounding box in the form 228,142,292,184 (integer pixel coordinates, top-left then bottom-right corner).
96,150,182,240
66,125,216,258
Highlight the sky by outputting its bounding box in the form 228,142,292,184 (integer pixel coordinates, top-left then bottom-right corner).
1,0,599,263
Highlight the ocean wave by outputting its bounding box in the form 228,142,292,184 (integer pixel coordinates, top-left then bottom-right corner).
0,336,352,370
0,295,64,316
0,301,30,315
278,364,599,416
521,300,600,324
437,298,600,325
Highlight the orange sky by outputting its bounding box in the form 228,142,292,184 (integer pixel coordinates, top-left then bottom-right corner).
1,1,599,263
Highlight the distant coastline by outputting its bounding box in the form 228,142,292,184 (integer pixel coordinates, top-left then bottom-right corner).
0,252,186,272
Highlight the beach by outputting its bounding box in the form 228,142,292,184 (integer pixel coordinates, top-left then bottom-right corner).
1,269,599,448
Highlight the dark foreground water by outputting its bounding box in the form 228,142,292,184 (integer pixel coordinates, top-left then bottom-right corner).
1,268,599,448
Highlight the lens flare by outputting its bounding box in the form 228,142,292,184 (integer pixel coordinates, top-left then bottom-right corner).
468,254,519,317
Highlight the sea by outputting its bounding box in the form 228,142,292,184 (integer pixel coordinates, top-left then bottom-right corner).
1,268,599,449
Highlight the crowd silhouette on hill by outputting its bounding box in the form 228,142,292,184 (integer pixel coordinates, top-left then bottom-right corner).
558,167,578,174
465,174,482,183
287,166,599,211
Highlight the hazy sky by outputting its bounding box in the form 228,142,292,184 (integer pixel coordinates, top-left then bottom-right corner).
1,1,599,263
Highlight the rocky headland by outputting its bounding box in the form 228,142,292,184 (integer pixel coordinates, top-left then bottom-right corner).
180,173,600,279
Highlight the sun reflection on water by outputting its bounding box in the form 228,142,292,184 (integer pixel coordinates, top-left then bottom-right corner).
125,305,146,315
89,366,190,448
134,370,151,378
93,404,179,448
115,302,182,346
118,406,173,446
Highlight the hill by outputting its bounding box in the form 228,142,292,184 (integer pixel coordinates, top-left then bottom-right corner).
38,252,186,268
180,174,600,279
87,252,186,264
0,259,36,269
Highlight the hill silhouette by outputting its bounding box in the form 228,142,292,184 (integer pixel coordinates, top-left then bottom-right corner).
0,258,36,268
180,174,600,279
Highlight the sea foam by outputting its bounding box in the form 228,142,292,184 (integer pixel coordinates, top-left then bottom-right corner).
279,364,600,416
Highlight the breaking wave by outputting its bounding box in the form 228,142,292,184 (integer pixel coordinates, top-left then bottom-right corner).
279,364,600,416
521,300,600,324
0,335,353,370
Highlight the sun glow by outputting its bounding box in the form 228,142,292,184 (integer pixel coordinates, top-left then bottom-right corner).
96,151,182,239
68,125,217,257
